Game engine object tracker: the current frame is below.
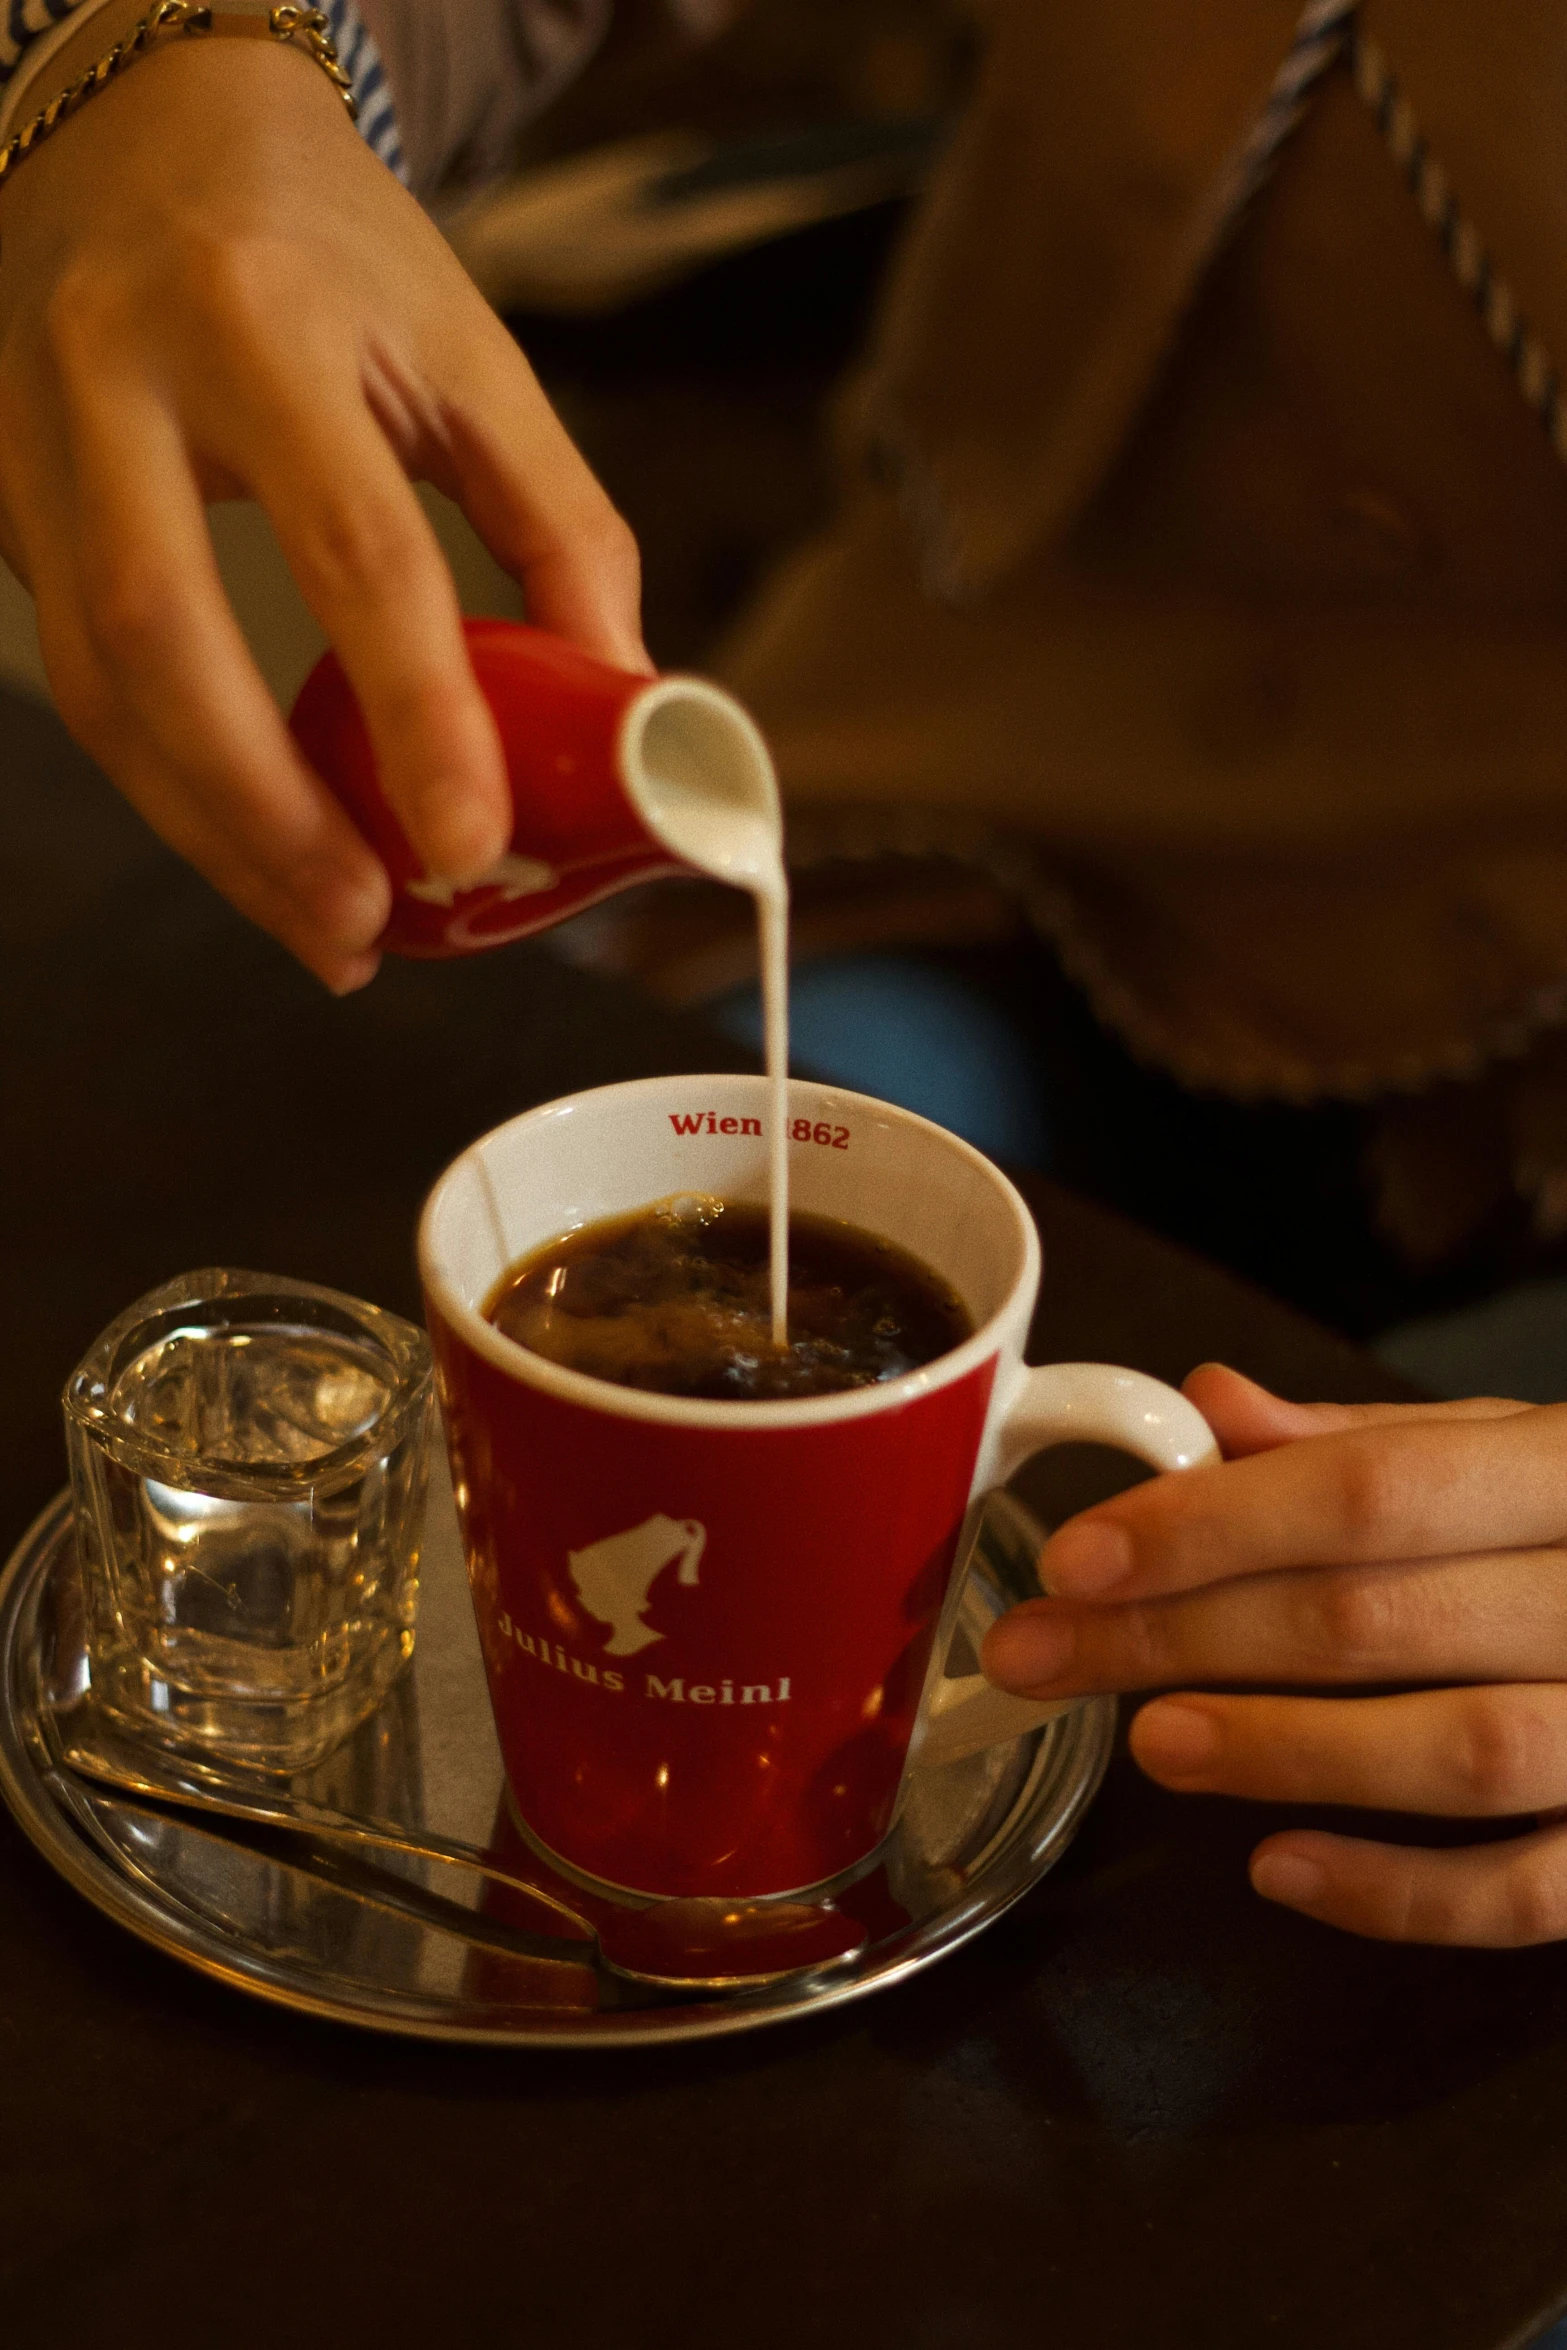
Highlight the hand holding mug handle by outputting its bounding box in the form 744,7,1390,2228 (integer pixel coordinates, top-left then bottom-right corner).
919,1364,1219,1767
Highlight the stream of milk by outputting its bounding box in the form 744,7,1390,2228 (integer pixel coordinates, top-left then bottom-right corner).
629,687,791,1345
682,810,790,1348
757,875,790,1349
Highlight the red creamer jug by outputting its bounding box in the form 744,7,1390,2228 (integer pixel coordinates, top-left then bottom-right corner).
290,619,781,959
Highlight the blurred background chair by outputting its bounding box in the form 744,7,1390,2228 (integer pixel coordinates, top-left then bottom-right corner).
8,0,1566,1408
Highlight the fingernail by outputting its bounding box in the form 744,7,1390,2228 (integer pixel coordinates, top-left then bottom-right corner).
404,784,512,882
441,855,511,892
327,953,380,998
298,857,390,951
1132,1700,1219,1778
1041,1519,1133,1595
983,1609,1076,1691
1250,1851,1327,1909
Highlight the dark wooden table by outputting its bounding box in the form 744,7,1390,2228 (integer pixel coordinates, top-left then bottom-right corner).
3,686,1566,2350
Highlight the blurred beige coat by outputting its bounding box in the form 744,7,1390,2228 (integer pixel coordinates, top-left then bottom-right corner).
716,0,1567,1255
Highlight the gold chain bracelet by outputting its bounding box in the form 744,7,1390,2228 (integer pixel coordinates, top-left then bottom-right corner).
0,4,356,197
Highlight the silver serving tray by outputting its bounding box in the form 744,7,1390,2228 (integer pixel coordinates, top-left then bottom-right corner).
0,1466,1113,2048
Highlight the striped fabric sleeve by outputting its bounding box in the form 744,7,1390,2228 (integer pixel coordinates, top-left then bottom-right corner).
1,0,406,181
357,0,611,198
356,5,746,200
321,0,405,180
0,0,82,88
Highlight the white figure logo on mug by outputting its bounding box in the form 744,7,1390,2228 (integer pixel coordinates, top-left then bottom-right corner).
567,1514,707,1657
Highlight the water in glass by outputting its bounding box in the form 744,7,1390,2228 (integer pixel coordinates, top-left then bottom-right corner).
65,1273,432,1772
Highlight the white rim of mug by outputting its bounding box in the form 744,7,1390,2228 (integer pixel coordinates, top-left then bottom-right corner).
417,1074,1040,1433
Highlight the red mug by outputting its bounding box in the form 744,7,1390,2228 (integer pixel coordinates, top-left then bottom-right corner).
289,619,779,958
420,1075,1218,1902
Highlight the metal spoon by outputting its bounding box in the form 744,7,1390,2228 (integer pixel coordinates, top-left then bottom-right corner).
54,1709,596,1941
46,1706,867,1991
38,1765,601,2012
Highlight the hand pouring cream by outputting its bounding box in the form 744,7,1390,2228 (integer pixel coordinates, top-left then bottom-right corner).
291,619,792,1339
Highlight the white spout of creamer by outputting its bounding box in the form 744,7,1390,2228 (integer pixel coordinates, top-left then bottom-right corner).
619,682,791,1347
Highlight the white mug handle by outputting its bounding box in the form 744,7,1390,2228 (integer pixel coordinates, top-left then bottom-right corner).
919,1363,1220,1768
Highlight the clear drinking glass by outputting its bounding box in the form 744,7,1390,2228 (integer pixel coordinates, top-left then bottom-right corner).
64,1270,433,1773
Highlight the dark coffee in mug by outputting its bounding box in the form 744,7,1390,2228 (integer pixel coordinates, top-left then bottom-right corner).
484,1194,973,1401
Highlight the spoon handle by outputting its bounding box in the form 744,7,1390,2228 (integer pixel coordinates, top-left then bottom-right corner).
59,1742,595,1944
